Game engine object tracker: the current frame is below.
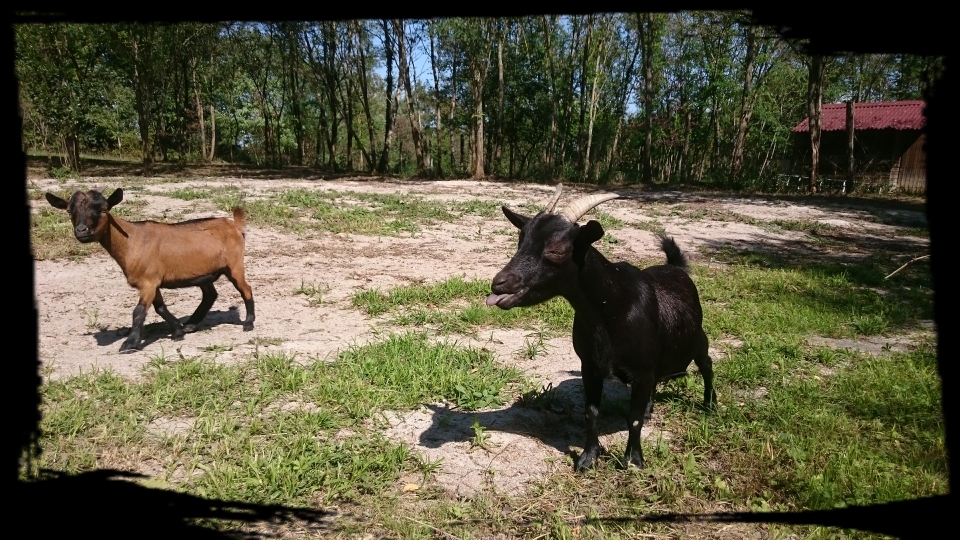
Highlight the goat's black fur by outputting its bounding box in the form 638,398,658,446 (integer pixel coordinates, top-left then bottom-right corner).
488,206,716,471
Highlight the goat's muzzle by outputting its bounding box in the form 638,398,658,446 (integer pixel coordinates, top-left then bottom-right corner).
74,225,96,243
486,272,526,309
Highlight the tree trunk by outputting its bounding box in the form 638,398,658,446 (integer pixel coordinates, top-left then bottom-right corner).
494,30,505,175
394,20,425,174
846,99,855,188
808,54,826,192
62,135,80,172
209,104,216,162
542,16,558,176
730,24,759,183
557,19,580,176
472,80,484,178
354,22,378,170
323,23,339,171
638,13,657,184
429,24,443,176
576,15,593,172
467,22,492,179
603,22,640,181
680,108,692,180
377,20,396,174
130,33,153,171
191,60,209,163
583,39,605,181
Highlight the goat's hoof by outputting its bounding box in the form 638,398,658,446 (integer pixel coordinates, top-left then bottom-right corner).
243,323,254,332
119,342,139,354
183,324,198,333
171,332,185,341
574,450,600,472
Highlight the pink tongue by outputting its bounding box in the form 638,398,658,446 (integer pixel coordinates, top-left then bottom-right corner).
486,294,506,306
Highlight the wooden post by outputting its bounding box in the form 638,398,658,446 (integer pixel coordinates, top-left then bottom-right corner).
846,100,855,193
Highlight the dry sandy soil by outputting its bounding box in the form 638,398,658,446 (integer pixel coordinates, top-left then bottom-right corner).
29,174,930,504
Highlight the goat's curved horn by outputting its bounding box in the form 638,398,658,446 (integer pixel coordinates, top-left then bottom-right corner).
558,193,620,222
544,183,563,214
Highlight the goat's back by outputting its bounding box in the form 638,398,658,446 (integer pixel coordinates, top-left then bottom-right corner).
641,264,703,326
124,218,246,282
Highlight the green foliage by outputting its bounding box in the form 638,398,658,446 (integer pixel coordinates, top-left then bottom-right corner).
15,19,941,188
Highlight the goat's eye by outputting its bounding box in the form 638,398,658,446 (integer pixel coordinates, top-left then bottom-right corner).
544,250,565,263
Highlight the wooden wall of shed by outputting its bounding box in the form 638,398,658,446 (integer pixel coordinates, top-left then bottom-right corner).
894,132,927,193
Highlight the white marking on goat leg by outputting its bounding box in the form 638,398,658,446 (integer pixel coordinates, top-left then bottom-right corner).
632,421,640,427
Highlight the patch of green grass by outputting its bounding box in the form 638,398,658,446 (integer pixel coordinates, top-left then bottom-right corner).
771,218,835,235
293,280,330,305
352,276,574,335
167,187,209,201
589,209,624,230
675,338,946,516
51,166,79,181
212,188,507,237
32,332,528,508
632,219,666,235
210,186,247,211
900,227,929,238
707,250,931,336
248,337,284,347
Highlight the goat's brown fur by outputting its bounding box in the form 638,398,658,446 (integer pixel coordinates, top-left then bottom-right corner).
45,188,255,353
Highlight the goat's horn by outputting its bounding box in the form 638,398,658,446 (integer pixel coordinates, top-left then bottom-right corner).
558,193,620,222
544,183,563,214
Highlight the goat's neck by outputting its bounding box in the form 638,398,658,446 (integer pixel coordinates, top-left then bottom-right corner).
99,214,134,269
561,248,616,318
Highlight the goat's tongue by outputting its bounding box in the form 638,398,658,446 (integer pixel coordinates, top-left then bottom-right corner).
486,293,508,306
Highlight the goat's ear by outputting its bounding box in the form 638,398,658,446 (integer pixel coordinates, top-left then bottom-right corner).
502,206,530,230
45,193,69,210
107,188,123,209
575,220,605,246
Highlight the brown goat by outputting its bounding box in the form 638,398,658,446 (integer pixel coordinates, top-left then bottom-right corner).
45,188,255,353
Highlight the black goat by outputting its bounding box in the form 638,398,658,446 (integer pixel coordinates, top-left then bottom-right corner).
486,184,716,471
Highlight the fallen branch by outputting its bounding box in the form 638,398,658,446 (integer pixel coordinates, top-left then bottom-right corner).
885,255,930,280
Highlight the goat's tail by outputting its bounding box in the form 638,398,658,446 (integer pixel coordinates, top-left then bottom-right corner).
658,234,688,269
232,207,247,238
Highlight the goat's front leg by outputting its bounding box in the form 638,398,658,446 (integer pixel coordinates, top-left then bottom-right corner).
575,368,604,472
152,289,186,341
622,373,655,469
120,287,156,353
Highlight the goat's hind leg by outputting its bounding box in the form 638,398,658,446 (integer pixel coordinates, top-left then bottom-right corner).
622,374,655,470
184,283,218,333
693,331,717,410
226,266,255,331
152,289,187,341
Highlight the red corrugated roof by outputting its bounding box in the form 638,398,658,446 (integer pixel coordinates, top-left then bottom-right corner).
792,100,926,132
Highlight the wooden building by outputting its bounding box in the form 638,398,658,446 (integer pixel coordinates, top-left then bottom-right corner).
791,100,926,193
